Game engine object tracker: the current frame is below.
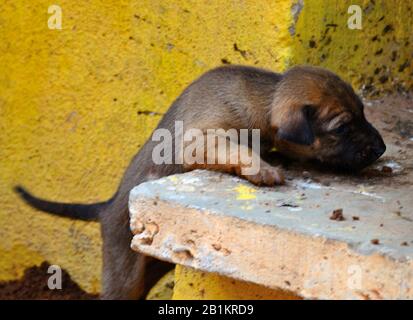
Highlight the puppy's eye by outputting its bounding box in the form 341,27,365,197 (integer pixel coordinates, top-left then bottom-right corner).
331,124,349,135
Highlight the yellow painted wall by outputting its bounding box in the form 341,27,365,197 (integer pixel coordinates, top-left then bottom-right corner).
291,0,413,96
0,0,294,293
172,265,300,300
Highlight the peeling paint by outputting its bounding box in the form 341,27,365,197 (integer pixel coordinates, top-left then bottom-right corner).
289,0,304,36
291,0,413,95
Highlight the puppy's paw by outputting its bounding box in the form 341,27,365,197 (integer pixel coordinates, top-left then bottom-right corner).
244,164,285,186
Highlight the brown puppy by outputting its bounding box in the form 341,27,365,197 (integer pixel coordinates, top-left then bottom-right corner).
14,65,385,299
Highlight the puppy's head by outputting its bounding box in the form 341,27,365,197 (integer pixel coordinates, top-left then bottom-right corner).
271,65,386,171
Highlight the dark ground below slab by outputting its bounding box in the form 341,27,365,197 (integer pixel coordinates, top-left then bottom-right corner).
0,262,98,300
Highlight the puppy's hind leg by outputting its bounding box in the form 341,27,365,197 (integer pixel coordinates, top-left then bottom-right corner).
100,215,174,299
101,231,145,299
100,206,148,300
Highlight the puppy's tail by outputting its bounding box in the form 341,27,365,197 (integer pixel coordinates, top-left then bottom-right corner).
14,185,109,221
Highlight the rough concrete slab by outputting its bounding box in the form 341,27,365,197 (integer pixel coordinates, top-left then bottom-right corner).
130,95,413,299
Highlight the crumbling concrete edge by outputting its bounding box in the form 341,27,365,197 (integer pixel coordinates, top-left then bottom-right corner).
130,196,413,300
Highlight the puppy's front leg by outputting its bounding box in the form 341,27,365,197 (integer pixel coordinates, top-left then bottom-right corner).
182,131,284,186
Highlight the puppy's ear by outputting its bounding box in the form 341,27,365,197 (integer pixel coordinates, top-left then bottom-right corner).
277,105,315,145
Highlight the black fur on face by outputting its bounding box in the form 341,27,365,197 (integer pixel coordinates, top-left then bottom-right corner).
314,115,386,171
277,105,315,146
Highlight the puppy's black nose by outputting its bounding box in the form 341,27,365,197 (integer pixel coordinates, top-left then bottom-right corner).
365,122,386,159
373,140,386,158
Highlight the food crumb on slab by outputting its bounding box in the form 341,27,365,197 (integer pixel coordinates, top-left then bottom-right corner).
371,239,380,245
381,165,393,173
330,208,345,221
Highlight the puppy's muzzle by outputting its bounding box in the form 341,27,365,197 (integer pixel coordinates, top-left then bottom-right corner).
321,121,386,172
352,123,386,170
365,122,386,161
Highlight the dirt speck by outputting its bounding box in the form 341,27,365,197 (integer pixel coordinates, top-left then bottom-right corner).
330,208,345,221
371,239,380,245
0,262,98,300
321,180,331,186
222,248,232,256
393,119,413,138
381,165,393,173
